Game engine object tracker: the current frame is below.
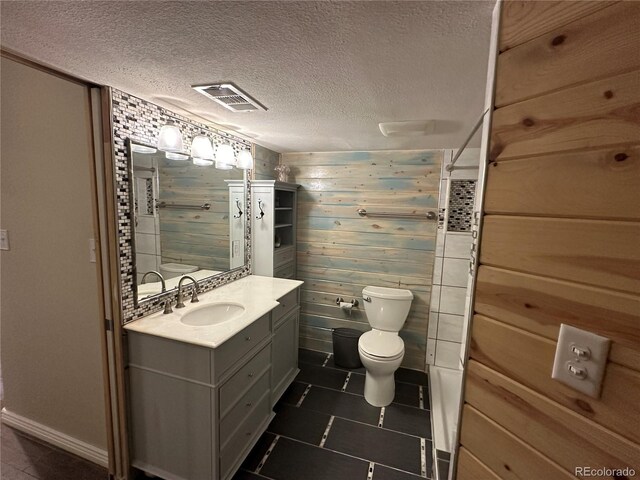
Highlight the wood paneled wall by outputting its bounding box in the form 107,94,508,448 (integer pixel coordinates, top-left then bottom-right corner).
283,150,442,369
459,2,640,479
158,160,241,271
254,144,280,181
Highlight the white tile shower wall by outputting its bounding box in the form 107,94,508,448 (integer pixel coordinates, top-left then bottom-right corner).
427,149,480,369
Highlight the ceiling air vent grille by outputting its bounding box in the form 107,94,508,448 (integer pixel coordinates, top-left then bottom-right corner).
192,83,267,113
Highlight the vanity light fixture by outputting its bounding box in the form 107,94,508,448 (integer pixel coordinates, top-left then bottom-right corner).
215,143,236,167
165,152,189,161
131,144,157,154
157,124,184,153
236,149,254,170
215,161,233,170
191,135,215,166
194,158,214,166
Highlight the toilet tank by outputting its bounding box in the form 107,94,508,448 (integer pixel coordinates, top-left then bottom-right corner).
362,286,413,332
159,262,199,280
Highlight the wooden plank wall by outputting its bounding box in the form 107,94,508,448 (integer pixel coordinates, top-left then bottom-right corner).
254,144,280,181
282,150,442,369
158,158,242,271
459,2,640,479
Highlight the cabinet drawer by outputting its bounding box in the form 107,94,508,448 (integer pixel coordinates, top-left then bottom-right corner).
220,391,271,479
213,314,270,382
272,288,299,327
274,245,295,268
220,344,271,417
220,370,270,440
274,261,295,279
128,332,210,384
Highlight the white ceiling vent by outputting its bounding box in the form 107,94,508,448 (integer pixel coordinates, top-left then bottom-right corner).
379,120,435,137
192,82,267,113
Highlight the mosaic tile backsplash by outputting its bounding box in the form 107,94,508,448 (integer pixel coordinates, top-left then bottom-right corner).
447,180,476,232
110,88,253,323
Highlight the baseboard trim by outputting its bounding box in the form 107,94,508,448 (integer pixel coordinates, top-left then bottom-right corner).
1,408,108,467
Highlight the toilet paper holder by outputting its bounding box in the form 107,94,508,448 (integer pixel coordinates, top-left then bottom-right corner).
335,297,359,307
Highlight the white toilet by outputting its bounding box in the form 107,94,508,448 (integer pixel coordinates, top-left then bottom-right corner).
159,262,198,280
358,285,414,407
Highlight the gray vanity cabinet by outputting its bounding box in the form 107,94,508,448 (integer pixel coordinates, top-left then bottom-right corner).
271,289,300,406
126,287,301,480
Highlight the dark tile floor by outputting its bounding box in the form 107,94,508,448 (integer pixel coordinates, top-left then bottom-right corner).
235,348,432,480
0,425,107,480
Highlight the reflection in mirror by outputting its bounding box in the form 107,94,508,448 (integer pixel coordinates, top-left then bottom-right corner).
127,139,246,304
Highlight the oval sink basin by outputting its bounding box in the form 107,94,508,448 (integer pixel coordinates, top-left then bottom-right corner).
180,302,245,326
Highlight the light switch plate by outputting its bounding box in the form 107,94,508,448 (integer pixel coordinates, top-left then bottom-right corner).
0,229,9,250
552,324,610,398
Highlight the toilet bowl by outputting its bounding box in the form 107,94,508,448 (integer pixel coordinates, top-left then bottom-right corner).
358,286,413,407
159,262,198,280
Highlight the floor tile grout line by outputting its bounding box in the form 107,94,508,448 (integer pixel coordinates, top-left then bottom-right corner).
279,399,433,441
296,384,312,407
377,407,385,428
268,431,428,479
288,380,431,412
319,415,335,448
420,438,427,478
255,435,280,475
368,462,375,480
341,372,352,391
301,358,428,389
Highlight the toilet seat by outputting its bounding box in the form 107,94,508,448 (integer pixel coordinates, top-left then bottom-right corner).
359,330,404,360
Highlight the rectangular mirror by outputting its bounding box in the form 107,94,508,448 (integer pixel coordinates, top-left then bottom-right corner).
126,139,247,305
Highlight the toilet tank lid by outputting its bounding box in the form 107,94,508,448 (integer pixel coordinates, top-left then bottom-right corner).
363,286,413,300
160,263,199,273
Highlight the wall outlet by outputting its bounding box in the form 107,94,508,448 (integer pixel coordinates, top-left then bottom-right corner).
551,324,610,398
232,240,240,258
0,229,9,250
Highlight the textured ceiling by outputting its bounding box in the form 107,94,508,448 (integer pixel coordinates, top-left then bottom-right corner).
0,1,494,152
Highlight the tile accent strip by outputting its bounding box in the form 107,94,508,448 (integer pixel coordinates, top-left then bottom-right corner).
420,438,427,478
319,416,335,447
110,88,253,323
446,180,476,232
322,354,331,367
419,386,425,409
255,435,280,474
297,384,312,407
341,372,352,392
367,462,375,480
377,407,386,428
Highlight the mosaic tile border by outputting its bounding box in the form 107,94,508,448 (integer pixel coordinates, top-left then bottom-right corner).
447,180,476,233
110,88,253,323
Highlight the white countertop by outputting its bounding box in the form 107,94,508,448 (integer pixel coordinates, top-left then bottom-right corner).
124,275,303,349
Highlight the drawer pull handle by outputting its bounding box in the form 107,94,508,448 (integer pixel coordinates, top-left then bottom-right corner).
246,402,252,407
248,372,254,378
245,336,251,341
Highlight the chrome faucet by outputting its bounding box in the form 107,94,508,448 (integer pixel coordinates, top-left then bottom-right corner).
140,270,173,314
176,275,200,308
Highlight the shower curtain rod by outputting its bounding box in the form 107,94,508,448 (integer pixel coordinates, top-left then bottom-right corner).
445,107,490,172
